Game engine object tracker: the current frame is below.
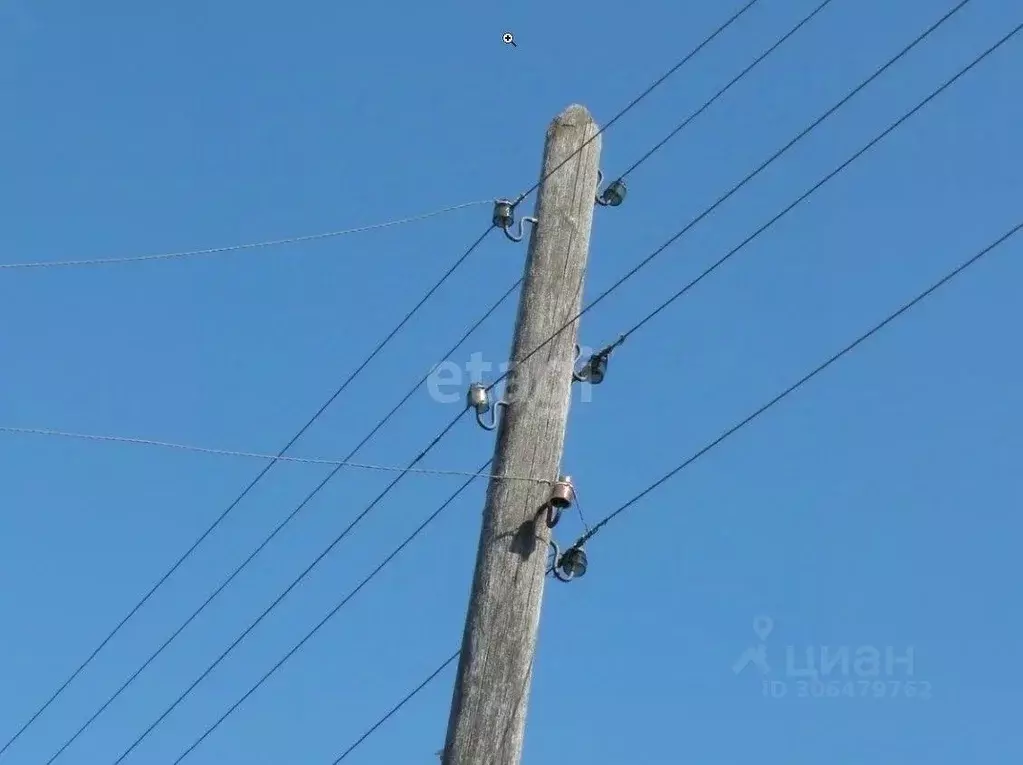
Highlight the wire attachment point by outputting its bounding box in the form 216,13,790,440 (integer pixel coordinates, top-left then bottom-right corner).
595,170,627,207
573,334,626,384
550,540,588,582
492,199,538,242
544,478,587,581
492,199,514,229
467,382,507,431
542,474,576,528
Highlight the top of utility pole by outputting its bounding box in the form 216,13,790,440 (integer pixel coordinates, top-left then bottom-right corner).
442,103,602,765
551,103,594,130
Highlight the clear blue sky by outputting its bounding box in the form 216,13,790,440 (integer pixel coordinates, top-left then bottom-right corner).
1,0,1020,762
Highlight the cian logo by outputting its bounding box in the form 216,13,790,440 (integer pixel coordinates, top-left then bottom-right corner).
732,615,932,701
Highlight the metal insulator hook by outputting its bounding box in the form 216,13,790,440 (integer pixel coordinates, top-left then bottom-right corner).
502,215,537,242
547,539,562,575
475,399,508,431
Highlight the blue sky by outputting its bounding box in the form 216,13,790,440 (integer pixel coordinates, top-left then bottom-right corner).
1,0,1020,762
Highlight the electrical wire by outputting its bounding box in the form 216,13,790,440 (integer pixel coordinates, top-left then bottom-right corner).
609,0,837,186
133,16,1017,761
609,13,1022,346
573,485,592,535
0,200,491,270
332,650,462,763
36,9,749,749
119,28,857,755
3,5,769,756
176,459,562,764
330,215,1023,762
335,650,460,765
169,461,494,764
169,14,794,751
110,99,602,763
4,4,764,748
17,1,956,756
109,411,466,764
0,0,753,270
0,2,762,269
35,276,522,764
319,18,1021,755
0,225,494,758
484,0,978,397
576,218,1023,545
0,428,552,482
334,651,461,764
511,0,764,207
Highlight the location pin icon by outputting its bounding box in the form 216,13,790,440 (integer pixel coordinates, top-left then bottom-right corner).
753,615,774,641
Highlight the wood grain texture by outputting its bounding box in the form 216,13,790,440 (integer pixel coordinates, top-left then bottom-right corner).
442,104,602,765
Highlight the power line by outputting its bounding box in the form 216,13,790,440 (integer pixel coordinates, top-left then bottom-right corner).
573,484,592,535
107,181,579,757
174,458,559,764
511,0,764,207
323,14,1019,761
108,409,468,764
577,218,1023,544
317,20,1020,753
326,215,1023,763
610,0,837,185
36,277,522,764
1,2,834,759
109,128,585,755
0,225,494,758
0,200,490,270
333,652,461,764
143,7,1007,756
484,0,977,396
116,11,1015,757
613,14,1020,341
105,9,786,753
0,426,551,482
170,462,495,764
12,5,769,748
124,7,1013,756
15,0,949,752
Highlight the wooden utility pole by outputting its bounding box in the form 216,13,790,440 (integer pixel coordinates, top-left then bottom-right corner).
442,104,602,764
